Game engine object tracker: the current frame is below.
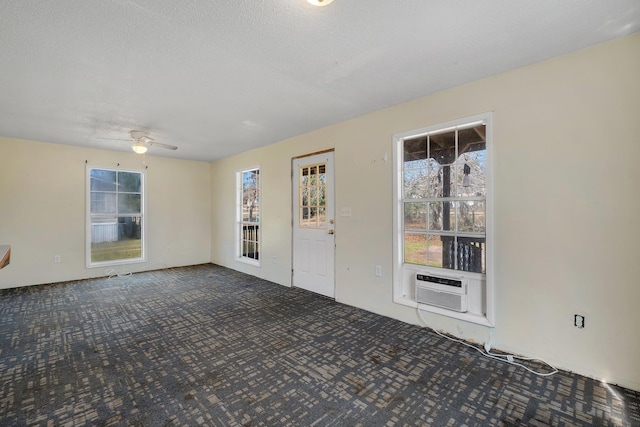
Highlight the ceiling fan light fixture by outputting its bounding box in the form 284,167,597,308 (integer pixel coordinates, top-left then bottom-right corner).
131,141,148,154
307,0,334,6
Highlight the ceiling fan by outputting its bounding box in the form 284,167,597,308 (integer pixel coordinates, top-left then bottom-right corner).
101,130,178,154
129,130,177,154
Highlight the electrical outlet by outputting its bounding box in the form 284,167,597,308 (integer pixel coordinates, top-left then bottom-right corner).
54,255,61,263
574,314,585,329
375,265,382,277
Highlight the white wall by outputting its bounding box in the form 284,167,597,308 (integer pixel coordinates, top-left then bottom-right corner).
0,138,211,288
210,33,640,391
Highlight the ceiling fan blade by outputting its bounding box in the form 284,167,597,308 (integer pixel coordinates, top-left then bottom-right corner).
148,141,178,150
96,131,178,151
96,136,132,141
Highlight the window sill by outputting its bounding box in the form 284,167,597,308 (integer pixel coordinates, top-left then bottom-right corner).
417,303,493,327
87,257,146,269
394,295,493,327
236,257,260,267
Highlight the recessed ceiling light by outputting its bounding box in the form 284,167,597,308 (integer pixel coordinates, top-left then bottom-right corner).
307,0,334,6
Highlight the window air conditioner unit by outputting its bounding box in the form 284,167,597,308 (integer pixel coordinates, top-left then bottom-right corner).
415,273,468,313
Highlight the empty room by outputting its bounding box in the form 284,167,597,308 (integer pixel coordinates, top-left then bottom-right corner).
1,1,639,425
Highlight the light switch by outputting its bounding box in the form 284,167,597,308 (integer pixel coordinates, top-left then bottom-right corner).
340,207,352,217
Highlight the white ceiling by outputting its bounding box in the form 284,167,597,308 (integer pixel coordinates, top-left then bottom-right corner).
1,1,638,162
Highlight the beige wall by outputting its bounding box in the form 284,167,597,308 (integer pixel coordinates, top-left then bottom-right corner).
211,33,640,390
0,33,637,392
0,138,211,288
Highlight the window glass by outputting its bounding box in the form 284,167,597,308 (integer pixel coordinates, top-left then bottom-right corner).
426,234,444,268
90,169,116,191
299,163,327,229
91,193,117,214
239,168,260,263
404,233,427,265
404,202,427,231
118,171,141,193
118,194,141,214
88,168,144,266
401,121,487,273
458,201,486,233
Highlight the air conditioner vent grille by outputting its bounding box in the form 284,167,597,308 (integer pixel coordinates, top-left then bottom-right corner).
415,273,468,313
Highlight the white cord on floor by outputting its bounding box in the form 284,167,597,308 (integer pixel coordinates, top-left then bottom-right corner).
417,308,558,377
105,269,132,278
105,263,169,279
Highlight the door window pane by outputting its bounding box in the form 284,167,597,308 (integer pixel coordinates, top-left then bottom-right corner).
318,207,326,228
299,162,327,229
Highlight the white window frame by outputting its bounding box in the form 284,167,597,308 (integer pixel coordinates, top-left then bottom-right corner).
392,112,494,326
236,166,261,266
86,165,146,268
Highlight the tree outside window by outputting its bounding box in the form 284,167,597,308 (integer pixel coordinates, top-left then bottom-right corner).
402,123,487,273
238,168,260,263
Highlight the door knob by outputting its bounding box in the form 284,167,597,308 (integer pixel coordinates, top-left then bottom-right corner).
328,229,334,235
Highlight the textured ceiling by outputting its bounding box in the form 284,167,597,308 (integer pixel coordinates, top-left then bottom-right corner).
1,0,639,161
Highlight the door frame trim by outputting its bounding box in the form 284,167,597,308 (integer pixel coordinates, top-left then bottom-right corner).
292,148,335,160
290,149,336,291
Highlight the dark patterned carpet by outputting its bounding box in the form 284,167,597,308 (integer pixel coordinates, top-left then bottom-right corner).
0,264,638,426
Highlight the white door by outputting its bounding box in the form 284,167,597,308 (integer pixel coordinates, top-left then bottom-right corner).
292,152,335,298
